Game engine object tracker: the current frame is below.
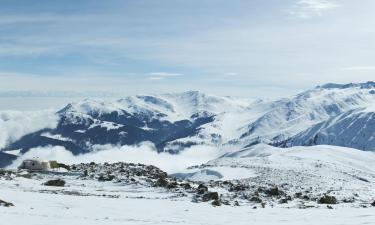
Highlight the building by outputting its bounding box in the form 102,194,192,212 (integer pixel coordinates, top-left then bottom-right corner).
18,159,50,171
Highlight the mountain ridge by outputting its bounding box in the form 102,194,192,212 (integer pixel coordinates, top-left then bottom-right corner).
1,81,374,162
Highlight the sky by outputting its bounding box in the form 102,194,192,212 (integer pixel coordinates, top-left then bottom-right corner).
1,0,375,99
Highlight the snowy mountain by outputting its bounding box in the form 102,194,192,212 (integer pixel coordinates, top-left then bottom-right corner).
237,81,375,147
4,91,249,155
1,82,375,160
281,107,375,150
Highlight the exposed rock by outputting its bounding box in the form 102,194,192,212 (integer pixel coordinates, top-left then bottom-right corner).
229,184,248,192
318,195,337,204
265,186,282,196
202,192,219,202
197,184,208,194
98,174,115,182
279,196,292,204
212,199,221,206
181,183,191,189
249,196,263,203
44,179,66,187
155,178,169,187
0,199,14,207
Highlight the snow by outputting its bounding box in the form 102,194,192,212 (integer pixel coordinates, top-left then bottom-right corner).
174,167,256,182
3,149,21,156
1,143,375,224
0,170,374,225
41,133,74,142
200,144,375,206
89,121,124,131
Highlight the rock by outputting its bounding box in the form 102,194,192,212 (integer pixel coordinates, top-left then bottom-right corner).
318,195,337,204
44,179,65,187
155,178,169,187
295,192,302,198
197,184,208,194
229,184,248,192
212,199,221,206
202,192,219,202
265,186,282,196
279,196,292,204
57,163,71,171
167,181,178,189
371,201,375,207
181,183,191,190
249,196,263,203
0,199,14,207
98,174,115,182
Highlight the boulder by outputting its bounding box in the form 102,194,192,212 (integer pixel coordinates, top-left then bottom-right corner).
44,179,65,187
197,184,208,194
318,195,337,204
202,192,219,202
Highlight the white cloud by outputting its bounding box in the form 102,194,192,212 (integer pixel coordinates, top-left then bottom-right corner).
287,0,340,18
147,72,183,81
149,72,183,77
0,110,59,148
149,77,165,80
9,143,222,173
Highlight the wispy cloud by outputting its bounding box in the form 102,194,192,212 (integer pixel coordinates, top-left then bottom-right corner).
286,0,340,18
340,66,375,71
149,72,183,77
148,72,183,80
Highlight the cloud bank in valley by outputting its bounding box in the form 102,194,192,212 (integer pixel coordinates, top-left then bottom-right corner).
9,142,222,173
0,110,58,149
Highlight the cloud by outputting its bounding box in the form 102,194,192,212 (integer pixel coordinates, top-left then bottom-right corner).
149,77,165,80
340,66,375,71
148,72,183,81
149,72,183,77
0,110,59,149
286,0,340,18
9,143,222,173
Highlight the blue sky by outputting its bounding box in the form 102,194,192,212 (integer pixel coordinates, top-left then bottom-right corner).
1,0,375,97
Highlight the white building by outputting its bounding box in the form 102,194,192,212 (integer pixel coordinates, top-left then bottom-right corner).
19,159,50,171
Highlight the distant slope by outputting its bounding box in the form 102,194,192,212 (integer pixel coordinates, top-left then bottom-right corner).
280,107,375,150
0,151,17,167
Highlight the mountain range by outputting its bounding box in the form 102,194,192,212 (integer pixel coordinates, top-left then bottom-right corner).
1,81,375,163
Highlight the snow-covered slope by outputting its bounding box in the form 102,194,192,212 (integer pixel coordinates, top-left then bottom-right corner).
282,107,375,150
1,158,375,225
237,82,375,147
179,144,375,207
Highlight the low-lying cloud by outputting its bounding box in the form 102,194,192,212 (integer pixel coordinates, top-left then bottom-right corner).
0,110,58,149
9,142,223,173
